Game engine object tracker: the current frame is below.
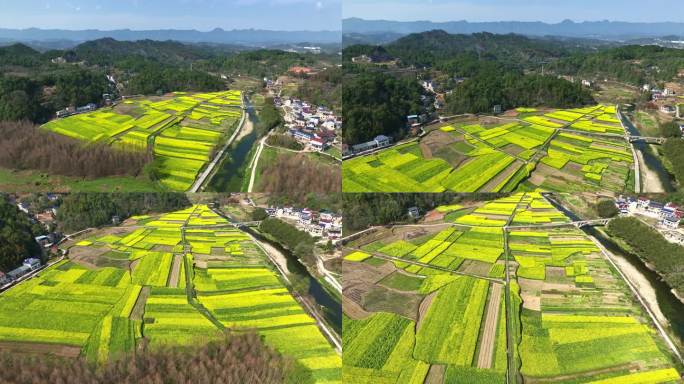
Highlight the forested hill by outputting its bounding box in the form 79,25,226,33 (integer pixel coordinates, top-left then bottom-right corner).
0,195,43,273
385,31,579,69
0,39,333,123
548,45,684,86
343,30,591,68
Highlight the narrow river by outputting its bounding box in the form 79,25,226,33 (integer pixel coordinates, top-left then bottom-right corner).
243,227,343,335
207,98,259,191
546,195,684,353
619,112,675,192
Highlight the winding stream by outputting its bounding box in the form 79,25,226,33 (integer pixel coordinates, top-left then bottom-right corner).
207,98,259,191
243,227,343,335
546,195,684,353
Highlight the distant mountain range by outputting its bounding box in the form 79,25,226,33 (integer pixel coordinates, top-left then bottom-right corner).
343,18,684,41
0,27,342,48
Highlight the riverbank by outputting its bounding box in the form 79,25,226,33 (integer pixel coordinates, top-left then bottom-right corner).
636,148,666,193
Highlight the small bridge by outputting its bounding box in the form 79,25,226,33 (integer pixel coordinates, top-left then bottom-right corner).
628,136,666,145
506,218,611,230
574,219,611,228
232,221,261,228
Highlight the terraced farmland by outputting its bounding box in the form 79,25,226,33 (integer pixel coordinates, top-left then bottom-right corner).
0,204,340,383
343,105,634,193
342,192,682,383
43,91,243,191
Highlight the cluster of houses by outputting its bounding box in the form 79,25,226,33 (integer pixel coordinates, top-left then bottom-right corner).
278,97,340,152
615,196,683,230
55,102,98,118
342,135,392,158
0,258,42,287
264,206,342,241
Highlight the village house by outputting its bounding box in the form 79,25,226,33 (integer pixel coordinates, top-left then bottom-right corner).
408,206,421,219
661,215,681,229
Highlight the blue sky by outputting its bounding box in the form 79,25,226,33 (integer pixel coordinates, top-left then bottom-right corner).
343,0,684,23
0,0,341,31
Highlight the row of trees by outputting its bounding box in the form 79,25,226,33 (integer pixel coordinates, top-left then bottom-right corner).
0,121,152,179
259,218,317,266
662,138,684,189
0,332,313,384
607,217,684,295
0,195,43,273
57,193,191,232
255,97,283,137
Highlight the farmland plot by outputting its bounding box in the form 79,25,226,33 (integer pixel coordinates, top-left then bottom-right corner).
3,204,340,383
344,104,635,193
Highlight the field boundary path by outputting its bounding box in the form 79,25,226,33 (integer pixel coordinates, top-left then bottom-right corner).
167,254,183,288
191,94,248,192
477,282,503,369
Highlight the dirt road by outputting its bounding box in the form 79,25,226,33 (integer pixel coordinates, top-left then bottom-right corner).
477,283,502,369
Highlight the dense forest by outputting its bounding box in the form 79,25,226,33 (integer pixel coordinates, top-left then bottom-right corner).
444,70,595,114
0,121,152,179
549,45,684,86
259,218,316,266
607,217,684,295
342,70,425,145
343,193,505,232
0,195,43,273
294,67,343,112
0,332,313,384
204,49,320,79
57,193,191,232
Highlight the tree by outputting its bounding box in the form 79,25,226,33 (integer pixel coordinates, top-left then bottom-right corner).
596,199,619,218
251,207,268,221
0,195,42,272
660,121,682,138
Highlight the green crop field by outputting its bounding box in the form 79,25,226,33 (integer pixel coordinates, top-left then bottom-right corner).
43,90,243,191
343,192,682,383
1,204,340,383
343,105,635,193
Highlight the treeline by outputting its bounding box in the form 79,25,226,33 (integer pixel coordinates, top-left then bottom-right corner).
256,98,283,136
259,154,341,197
662,138,684,188
607,217,684,295
0,332,313,384
344,193,506,232
260,218,316,265
267,194,343,214
205,49,317,79
0,195,43,272
267,134,304,151
126,66,224,95
0,121,152,179
343,70,425,145
0,66,109,123
57,193,191,232
549,45,684,86
445,71,595,114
